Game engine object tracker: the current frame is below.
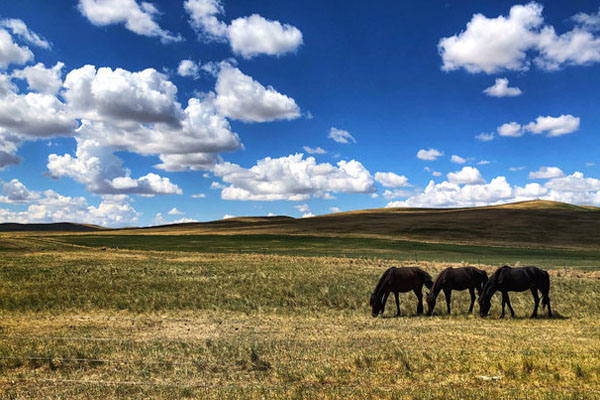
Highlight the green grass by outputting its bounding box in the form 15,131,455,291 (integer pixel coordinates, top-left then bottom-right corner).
45,233,600,269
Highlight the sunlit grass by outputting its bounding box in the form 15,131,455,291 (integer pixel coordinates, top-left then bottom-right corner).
1,247,599,398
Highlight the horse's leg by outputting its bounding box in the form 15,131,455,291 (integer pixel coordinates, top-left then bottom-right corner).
468,287,476,314
443,288,451,314
381,292,390,316
530,288,540,318
501,291,507,318
505,292,515,317
414,288,424,315
541,283,552,318
394,292,400,316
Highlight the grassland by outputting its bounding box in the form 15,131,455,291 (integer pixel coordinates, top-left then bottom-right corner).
1,239,599,399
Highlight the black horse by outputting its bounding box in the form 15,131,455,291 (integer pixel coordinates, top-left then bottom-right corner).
370,267,433,317
426,266,488,315
479,265,552,318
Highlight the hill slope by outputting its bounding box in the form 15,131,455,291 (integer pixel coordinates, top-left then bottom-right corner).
130,200,600,249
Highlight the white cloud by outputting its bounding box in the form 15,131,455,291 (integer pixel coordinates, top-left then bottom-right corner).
191,193,206,198
509,166,526,172
497,122,523,137
483,78,522,97
475,132,495,142
529,166,565,179
382,189,413,200
303,146,326,154
572,9,600,31
177,59,200,79
524,114,580,136
0,191,140,227
0,129,22,169
586,162,595,167
0,178,40,203
544,171,600,192
12,62,64,95
214,63,300,122
451,154,466,164
432,171,442,177
47,136,182,195
374,171,410,188
329,207,341,213
0,29,33,69
478,160,491,165
447,166,485,184
294,203,310,213
212,153,376,201
439,3,600,73
78,0,182,43
63,65,182,126
171,217,197,224
227,14,303,59
417,148,443,161
223,214,235,219
0,18,50,49
168,207,183,215
184,0,302,58
439,3,543,73
328,127,356,144
210,181,225,189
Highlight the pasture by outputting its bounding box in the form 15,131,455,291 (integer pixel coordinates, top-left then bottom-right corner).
0,234,600,398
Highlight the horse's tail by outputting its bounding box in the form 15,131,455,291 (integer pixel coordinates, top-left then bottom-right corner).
540,269,551,309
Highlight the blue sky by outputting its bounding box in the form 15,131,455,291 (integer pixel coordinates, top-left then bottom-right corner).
1,1,600,227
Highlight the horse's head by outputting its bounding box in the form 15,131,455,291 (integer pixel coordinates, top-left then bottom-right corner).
426,291,435,316
369,292,382,317
478,295,491,317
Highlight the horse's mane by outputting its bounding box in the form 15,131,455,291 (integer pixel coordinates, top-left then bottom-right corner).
416,268,434,289
481,265,510,299
372,267,393,298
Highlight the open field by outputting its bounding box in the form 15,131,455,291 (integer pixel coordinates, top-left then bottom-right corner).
1,243,600,399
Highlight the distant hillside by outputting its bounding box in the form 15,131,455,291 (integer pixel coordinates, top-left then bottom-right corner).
0,222,105,232
127,200,600,249
3,201,600,249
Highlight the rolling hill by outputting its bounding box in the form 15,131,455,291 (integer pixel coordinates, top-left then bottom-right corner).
2,200,599,249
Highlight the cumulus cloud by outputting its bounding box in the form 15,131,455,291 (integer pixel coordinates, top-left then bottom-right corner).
168,207,183,215
529,166,565,179
483,78,522,97
417,148,443,161
47,135,182,195
294,203,314,218
212,153,376,201
0,129,22,169
0,190,140,227
478,160,491,165
191,193,206,198
496,115,580,138
329,207,341,213
213,63,300,122
12,62,64,95
497,122,523,137
374,172,410,188
447,166,485,184
63,65,182,126
222,214,235,219
328,127,356,144
177,59,201,79
0,178,40,203
78,0,182,43
0,18,50,49
439,2,600,73
524,115,580,136
451,154,467,164
303,146,326,154
184,0,302,58
475,132,495,142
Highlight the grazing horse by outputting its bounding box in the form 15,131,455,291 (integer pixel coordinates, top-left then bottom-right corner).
426,266,488,315
478,265,552,318
370,267,433,317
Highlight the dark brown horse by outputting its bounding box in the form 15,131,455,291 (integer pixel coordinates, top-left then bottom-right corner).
370,267,433,317
426,266,488,315
478,265,552,318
